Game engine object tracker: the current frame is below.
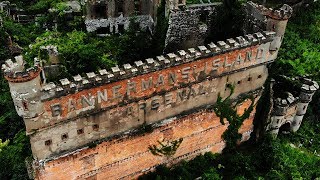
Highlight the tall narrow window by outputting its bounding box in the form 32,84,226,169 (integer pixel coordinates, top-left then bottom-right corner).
117,1,124,16
22,100,28,110
134,0,141,15
303,106,307,110
94,5,107,19
118,24,125,33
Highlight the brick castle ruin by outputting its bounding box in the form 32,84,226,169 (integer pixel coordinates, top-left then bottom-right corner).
2,1,319,179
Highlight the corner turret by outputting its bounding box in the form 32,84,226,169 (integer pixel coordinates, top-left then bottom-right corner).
291,79,319,132
2,56,43,119
265,4,293,52
247,2,293,51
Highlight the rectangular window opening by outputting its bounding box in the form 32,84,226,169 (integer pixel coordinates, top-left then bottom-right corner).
45,140,52,146
77,128,84,135
61,133,68,141
94,5,107,19
93,124,99,131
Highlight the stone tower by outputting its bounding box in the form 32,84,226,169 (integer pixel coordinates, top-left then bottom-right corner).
1,56,43,120
246,2,293,57
265,4,293,52
291,79,319,132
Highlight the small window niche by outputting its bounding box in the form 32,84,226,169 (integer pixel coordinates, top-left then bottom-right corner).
93,124,99,131
77,128,84,135
45,139,52,146
61,133,68,141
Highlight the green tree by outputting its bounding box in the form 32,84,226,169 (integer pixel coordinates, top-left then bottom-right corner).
0,139,9,152
0,28,10,61
0,131,32,180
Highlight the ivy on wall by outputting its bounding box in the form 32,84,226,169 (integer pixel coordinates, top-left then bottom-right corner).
213,85,255,151
149,138,183,157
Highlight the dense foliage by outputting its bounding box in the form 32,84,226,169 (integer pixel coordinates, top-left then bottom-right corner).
23,1,168,79
0,131,32,180
206,0,246,42
0,28,10,60
272,2,320,80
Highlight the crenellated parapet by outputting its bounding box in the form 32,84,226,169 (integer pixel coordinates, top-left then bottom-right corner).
41,31,275,101
300,78,319,102
247,1,293,20
272,93,295,116
2,56,43,119
3,65,41,83
2,55,42,83
246,2,293,53
267,78,319,136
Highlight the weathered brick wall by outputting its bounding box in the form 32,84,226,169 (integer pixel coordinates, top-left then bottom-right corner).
35,98,257,180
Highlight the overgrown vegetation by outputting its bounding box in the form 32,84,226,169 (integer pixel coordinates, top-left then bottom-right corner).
213,85,255,150
0,131,32,180
0,5,67,178
271,1,320,121
22,1,168,80
23,23,154,78
0,28,10,60
149,138,183,157
271,2,320,80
